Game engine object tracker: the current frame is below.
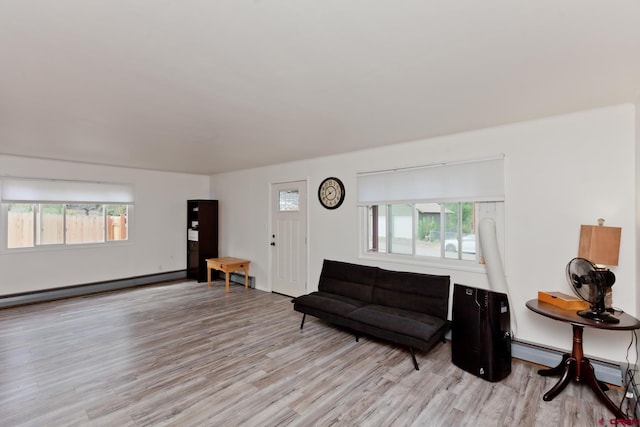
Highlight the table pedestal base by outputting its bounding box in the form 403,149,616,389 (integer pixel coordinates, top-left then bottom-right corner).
538,325,624,419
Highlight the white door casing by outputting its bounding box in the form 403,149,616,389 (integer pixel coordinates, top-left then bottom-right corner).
270,181,307,297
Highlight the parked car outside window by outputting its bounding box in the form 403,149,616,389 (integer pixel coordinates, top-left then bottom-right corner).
444,234,476,254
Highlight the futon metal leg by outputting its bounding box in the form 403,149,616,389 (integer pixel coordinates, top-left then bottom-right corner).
300,314,306,330
409,347,419,371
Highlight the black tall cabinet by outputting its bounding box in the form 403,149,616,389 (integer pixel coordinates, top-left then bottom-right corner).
187,200,218,282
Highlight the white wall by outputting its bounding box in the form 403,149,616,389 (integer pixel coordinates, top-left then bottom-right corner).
0,155,210,295
210,103,637,363
636,98,640,319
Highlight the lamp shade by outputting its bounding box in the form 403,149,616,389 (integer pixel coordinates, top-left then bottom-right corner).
578,225,621,266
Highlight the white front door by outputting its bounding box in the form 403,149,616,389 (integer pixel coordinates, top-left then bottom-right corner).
270,181,307,297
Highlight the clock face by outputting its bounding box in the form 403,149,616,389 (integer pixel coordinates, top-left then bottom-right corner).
318,177,345,209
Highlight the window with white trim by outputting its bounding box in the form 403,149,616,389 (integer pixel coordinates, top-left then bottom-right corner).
1,178,133,249
364,201,504,262
358,156,505,264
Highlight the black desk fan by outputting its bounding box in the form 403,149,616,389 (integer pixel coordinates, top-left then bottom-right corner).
566,257,619,324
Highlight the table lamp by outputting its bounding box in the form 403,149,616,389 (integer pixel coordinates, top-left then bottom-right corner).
578,218,621,309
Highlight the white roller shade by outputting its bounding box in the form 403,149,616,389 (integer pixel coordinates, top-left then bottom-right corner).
357,156,504,205
0,178,134,204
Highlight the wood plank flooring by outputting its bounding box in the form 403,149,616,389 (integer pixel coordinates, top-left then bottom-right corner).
0,280,629,426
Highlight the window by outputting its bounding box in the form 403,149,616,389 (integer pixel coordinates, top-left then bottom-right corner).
358,156,505,265
1,178,133,249
37,203,63,245
365,201,503,262
7,203,129,248
279,190,300,212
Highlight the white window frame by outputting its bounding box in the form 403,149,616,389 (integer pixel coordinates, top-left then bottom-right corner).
2,202,133,252
359,200,504,270
0,178,134,252
357,156,506,271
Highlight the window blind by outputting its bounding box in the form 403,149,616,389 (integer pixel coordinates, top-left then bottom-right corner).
356,155,504,205
0,178,135,204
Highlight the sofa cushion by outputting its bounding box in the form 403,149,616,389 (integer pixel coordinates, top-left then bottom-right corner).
292,291,368,317
317,259,377,303
373,268,450,320
348,304,449,343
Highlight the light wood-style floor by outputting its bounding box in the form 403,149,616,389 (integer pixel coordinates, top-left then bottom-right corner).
0,280,628,426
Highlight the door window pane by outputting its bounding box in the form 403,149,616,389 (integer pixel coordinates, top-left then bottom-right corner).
279,190,299,211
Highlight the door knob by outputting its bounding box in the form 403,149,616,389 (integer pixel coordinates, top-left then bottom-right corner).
270,242,276,246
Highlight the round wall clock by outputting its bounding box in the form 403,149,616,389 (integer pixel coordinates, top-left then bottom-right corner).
318,177,345,210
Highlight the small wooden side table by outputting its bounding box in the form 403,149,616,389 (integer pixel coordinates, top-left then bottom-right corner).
206,257,251,293
526,299,640,419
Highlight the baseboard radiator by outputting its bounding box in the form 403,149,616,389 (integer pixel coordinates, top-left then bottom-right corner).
0,270,187,309
512,339,623,386
443,330,623,386
217,271,256,288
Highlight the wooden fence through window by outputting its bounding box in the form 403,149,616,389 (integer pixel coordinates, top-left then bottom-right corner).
7,213,127,248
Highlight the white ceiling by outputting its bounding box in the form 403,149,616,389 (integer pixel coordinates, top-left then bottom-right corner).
1,1,639,175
